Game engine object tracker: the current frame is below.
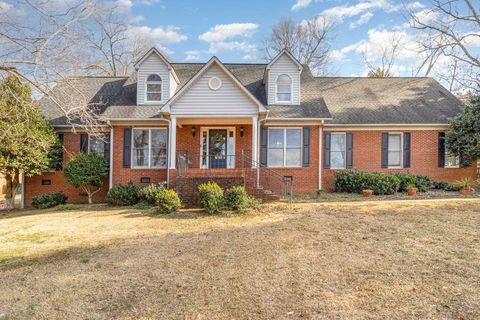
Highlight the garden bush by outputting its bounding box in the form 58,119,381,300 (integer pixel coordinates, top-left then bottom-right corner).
105,182,140,206
414,175,432,192
395,173,417,192
432,181,449,190
155,189,182,214
198,181,224,214
334,170,400,195
225,185,250,211
445,184,461,192
139,182,165,205
32,192,68,209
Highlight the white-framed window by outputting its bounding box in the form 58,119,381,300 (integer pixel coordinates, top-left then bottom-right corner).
132,128,167,168
88,135,107,158
387,133,403,168
145,74,162,102
445,150,460,168
330,133,346,169
267,128,302,167
276,74,292,103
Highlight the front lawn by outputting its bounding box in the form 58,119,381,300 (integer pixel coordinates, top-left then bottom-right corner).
1,200,479,319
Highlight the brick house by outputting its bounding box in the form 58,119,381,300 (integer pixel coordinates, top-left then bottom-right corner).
24,48,477,206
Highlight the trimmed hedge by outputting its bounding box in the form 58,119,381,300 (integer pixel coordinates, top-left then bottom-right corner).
225,185,250,212
32,192,68,209
139,183,166,205
106,182,140,206
155,189,182,214
335,170,432,195
198,181,224,214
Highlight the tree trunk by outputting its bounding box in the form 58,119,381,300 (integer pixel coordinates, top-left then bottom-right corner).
5,172,20,210
87,193,93,205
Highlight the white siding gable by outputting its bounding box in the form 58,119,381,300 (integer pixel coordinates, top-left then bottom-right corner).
170,64,258,115
267,53,301,105
137,52,172,105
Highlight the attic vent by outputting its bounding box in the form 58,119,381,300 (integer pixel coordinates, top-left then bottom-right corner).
208,77,222,91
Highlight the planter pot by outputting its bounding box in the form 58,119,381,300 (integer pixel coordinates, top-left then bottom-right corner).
407,188,417,196
362,190,373,197
459,188,474,195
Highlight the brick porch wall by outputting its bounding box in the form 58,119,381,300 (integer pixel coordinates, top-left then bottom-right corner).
24,132,109,207
321,130,477,191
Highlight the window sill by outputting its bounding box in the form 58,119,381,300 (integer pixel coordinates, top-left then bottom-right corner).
130,167,168,170
445,166,460,169
387,166,403,169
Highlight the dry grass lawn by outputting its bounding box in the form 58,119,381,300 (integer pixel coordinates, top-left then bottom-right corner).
1,199,480,319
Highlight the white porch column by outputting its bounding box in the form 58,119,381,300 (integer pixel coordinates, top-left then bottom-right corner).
109,126,114,189
169,117,177,169
251,116,258,166
318,122,323,190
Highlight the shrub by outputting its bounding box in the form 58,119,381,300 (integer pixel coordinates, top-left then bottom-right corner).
131,201,152,210
55,203,78,211
32,192,67,209
369,173,401,195
414,175,432,192
139,182,166,205
395,173,417,192
334,170,400,195
433,181,449,190
106,182,140,206
225,185,250,211
198,181,224,214
445,184,461,192
155,189,182,214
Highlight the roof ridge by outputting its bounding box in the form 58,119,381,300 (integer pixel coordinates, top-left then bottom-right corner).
314,76,433,79
66,75,129,79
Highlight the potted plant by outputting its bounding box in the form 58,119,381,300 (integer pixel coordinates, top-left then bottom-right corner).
456,177,476,195
406,184,417,196
362,189,373,197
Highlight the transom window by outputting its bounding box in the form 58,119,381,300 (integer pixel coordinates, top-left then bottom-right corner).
132,128,167,168
146,74,162,102
267,128,301,167
387,133,402,168
330,133,346,169
276,74,292,103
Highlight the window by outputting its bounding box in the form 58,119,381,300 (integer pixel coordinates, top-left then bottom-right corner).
387,133,402,168
445,150,460,168
146,74,162,102
330,133,346,169
276,74,292,103
132,128,167,168
88,135,107,158
267,128,301,167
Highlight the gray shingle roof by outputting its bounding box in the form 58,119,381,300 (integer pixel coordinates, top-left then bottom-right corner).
38,62,463,125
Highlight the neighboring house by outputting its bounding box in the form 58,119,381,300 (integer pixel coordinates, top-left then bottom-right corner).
24,47,477,206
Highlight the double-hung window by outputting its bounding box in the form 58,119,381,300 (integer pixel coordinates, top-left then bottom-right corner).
88,135,107,158
276,74,292,103
132,128,168,168
267,128,301,167
387,133,402,168
145,74,162,102
330,133,346,169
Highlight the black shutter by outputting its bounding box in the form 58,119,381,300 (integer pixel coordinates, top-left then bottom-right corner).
438,132,445,168
346,133,353,169
104,133,111,165
260,127,268,166
324,132,331,169
56,133,64,170
80,134,88,153
302,127,310,167
123,128,132,168
381,132,389,168
403,132,411,168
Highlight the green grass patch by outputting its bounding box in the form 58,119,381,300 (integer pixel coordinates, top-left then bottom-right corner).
55,204,79,211
0,247,27,261
7,231,54,244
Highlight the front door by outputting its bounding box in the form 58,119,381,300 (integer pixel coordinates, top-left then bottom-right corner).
208,129,227,168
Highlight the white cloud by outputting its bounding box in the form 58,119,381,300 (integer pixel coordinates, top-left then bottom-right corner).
292,0,312,11
127,25,187,44
199,23,259,54
349,11,374,29
0,1,12,13
185,50,203,61
242,54,257,60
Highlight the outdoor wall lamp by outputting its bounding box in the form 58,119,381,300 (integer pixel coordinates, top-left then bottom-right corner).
191,126,196,137
240,126,244,137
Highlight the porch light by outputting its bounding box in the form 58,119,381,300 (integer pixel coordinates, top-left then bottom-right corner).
191,126,196,137
240,126,244,137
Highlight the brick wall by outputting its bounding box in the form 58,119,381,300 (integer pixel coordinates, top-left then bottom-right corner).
24,132,109,207
322,130,478,190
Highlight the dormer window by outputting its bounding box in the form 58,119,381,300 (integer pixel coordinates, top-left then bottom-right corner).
146,74,162,102
276,74,292,103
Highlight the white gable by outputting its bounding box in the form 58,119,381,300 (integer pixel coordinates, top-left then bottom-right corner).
267,52,301,105
170,64,259,115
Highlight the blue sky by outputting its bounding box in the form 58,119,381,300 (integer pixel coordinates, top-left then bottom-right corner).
122,0,437,76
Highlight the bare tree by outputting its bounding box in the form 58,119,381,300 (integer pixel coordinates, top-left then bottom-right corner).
360,33,403,77
264,17,335,75
406,0,480,92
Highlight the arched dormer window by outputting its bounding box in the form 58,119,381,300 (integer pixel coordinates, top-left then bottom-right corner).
276,74,292,103
146,74,162,102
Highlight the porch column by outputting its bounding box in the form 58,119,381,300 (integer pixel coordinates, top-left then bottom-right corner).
251,116,258,167
169,117,177,169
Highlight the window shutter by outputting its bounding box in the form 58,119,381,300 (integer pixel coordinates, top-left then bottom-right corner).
346,133,353,169
80,134,88,153
381,133,389,168
104,133,111,165
56,133,64,170
123,128,132,168
324,132,331,169
438,132,445,168
260,127,268,166
302,127,310,167
403,132,411,168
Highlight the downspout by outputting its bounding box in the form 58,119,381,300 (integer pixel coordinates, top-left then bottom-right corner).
107,121,114,189
318,120,324,191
